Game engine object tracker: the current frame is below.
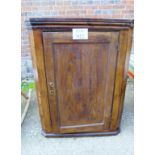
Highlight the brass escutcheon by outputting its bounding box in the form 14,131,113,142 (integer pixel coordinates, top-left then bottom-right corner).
49,82,55,95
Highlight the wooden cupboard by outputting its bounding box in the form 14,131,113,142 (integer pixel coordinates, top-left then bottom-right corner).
28,18,133,137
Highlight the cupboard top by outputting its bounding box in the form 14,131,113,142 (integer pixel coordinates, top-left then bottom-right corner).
27,18,134,29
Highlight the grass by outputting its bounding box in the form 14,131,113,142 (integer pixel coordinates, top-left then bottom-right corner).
21,80,35,92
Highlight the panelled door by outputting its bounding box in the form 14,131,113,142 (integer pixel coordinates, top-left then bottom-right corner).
43,31,119,133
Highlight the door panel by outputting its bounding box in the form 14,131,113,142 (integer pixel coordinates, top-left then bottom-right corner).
43,31,119,133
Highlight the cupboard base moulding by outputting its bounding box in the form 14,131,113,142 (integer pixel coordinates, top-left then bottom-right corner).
41,128,120,137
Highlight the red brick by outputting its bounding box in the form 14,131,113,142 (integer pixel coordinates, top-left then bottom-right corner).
98,5,113,9
113,5,125,9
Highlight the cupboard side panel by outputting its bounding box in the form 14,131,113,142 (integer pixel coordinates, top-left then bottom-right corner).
117,28,133,128
110,30,129,131
103,32,119,129
30,30,52,133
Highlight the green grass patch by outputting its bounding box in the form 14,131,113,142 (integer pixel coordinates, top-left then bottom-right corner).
21,81,35,92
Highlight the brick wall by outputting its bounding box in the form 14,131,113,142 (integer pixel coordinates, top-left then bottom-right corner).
21,0,134,80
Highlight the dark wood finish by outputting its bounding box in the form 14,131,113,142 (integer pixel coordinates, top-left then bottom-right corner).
27,18,133,31
27,18,133,28
29,18,133,137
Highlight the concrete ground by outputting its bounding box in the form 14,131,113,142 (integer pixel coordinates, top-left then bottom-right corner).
21,81,134,155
